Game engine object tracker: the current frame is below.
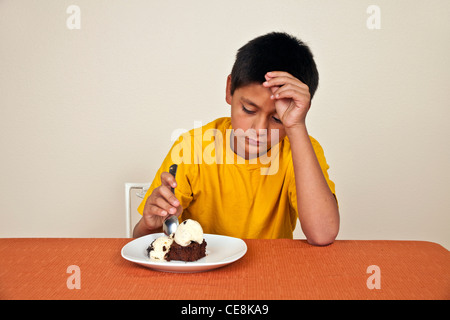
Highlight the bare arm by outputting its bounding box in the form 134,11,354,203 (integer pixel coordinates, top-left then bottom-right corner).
286,125,339,245
264,71,339,245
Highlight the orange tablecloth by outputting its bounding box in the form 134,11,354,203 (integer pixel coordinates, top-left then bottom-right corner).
0,238,448,300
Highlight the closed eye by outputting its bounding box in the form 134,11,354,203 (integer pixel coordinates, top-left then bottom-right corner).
272,116,282,124
242,105,256,114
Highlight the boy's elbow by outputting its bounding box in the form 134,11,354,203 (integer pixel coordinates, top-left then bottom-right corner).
305,228,339,246
307,209,340,246
306,235,336,246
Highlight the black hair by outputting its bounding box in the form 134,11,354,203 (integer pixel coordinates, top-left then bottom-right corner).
230,32,319,99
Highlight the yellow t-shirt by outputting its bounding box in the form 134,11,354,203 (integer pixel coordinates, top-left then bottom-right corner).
138,117,336,239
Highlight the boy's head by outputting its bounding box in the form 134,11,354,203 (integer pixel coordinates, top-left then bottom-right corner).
230,32,319,99
226,32,319,160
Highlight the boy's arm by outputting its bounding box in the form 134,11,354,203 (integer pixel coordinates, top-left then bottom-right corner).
264,72,339,245
286,125,339,245
133,217,162,238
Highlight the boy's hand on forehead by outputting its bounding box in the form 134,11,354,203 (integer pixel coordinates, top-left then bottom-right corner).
263,71,311,129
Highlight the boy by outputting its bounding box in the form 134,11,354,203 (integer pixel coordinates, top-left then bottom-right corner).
133,32,339,245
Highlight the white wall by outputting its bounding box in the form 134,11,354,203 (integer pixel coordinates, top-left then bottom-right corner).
1,0,449,248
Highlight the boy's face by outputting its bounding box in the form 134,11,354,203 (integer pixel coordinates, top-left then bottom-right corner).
226,75,286,159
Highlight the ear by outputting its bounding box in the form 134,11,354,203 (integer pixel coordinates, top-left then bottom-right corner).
225,74,233,105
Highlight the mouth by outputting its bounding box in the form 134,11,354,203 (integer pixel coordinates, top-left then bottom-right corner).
246,137,267,147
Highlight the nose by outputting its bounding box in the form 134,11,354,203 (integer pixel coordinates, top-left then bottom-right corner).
250,115,269,136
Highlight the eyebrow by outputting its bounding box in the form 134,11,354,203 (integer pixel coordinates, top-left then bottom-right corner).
240,97,261,109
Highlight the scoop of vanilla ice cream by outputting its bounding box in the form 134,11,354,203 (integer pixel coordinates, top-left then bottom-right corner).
149,236,174,262
174,219,204,246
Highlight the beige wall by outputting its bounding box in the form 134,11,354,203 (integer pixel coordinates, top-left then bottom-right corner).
1,0,449,248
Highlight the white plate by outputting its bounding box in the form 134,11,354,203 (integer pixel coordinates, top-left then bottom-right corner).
121,233,247,273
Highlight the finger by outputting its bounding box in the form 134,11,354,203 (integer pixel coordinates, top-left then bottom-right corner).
149,203,169,217
146,185,179,211
154,196,178,215
266,71,296,80
263,76,306,89
264,73,273,81
273,88,311,106
158,185,181,207
264,72,294,83
141,211,164,231
161,171,177,189
174,203,183,217
271,83,308,98
144,198,169,217
271,87,304,101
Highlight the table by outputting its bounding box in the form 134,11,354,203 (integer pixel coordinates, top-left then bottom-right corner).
0,238,448,300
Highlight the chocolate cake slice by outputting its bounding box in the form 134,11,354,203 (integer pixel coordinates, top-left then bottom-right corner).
166,240,207,262
147,219,208,262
